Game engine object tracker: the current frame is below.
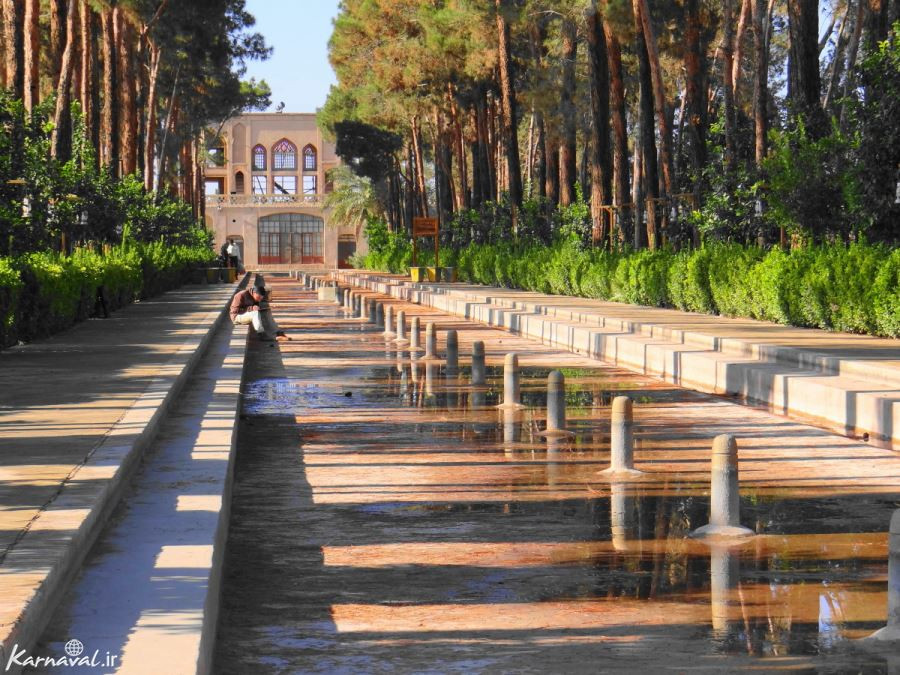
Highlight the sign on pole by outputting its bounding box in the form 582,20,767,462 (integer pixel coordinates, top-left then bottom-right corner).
412,217,438,237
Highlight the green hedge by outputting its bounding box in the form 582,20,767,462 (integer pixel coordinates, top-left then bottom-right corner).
358,238,899,338
1,241,214,348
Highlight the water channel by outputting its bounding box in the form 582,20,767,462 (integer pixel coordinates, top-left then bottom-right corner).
214,284,899,673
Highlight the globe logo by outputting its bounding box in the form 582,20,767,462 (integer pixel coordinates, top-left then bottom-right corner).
64,639,84,657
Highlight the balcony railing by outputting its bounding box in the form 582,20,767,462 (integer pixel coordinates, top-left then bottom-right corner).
206,194,326,208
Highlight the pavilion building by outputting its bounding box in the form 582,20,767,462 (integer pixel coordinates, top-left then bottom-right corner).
203,112,364,270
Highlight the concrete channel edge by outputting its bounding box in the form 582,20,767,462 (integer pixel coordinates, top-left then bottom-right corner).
0,276,250,674
333,271,899,450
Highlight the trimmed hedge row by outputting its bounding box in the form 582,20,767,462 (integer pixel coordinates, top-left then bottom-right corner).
359,240,900,338
0,242,215,348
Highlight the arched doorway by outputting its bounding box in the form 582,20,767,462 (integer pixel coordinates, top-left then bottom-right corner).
338,234,356,268
226,235,244,264
258,213,324,265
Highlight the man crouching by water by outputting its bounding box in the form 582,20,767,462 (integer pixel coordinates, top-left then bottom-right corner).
230,286,291,342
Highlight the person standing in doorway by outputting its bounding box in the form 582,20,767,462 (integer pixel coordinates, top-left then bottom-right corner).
226,239,240,271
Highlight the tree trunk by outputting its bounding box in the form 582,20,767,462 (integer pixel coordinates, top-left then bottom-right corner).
157,93,178,193
496,0,523,208
411,115,429,216
447,84,468,210
558,17,577,207
722,0,738,171
684,0,707,209
3,0,24,99
115,7,137,175
634,0,673,201
752,0,769,167
533,113,546,200
473,91,493,207
732,0,752,101
840,0,865,125
544,125,560,208
586,2,612,247
404,143,415,233
49,0,65,91
0,1,6,90
23,0,38,112
100,6,118,174
824,1,853,110
788,0,824,130
144,42,161,190
632,128,646,249
51,0,77,159
635,17,659,248
432,109,453,230
604,18,629,245
865,0,889,53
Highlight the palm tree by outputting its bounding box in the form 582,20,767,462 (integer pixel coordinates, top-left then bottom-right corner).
324,165,381,240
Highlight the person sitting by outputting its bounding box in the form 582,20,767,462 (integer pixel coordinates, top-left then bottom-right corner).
230,286,290,342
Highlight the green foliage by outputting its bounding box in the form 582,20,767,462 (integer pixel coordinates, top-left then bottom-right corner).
0,95,207,256
855,22,900,241
1,238,213,347
0,258,22,348
763,118,861,241
611,249,672,307
706,244,764,317
682,246,715,313
358,232,899,337
352,218,411,273
873,249,900,337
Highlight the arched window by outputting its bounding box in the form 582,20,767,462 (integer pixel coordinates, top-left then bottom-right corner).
234,171,245,194
272,139,297,170
252,144,266,171
303,144,317,171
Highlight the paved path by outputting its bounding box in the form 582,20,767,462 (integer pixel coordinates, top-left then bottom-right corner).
34,316,246,674
0,282,238,664
336,271,900,449
215,277,900,672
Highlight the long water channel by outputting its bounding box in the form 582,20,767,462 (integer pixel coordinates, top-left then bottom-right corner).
213,279,899,673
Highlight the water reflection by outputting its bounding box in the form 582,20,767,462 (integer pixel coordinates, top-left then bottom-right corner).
236,317,898,670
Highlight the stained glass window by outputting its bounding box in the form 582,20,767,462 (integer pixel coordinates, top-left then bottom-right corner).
252,144,266,170
303,145,317,171
272,139,297,170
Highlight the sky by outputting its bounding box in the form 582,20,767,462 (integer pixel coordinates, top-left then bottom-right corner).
241,0,340,113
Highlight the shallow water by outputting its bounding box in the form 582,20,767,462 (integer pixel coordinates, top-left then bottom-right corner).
216,288,899,673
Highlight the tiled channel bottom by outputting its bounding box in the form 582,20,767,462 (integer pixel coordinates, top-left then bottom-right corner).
215,282,899,673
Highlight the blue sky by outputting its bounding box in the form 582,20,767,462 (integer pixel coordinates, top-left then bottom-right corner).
242,0,340,113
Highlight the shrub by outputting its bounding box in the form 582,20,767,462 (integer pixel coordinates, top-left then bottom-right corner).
745,246,792,324
873,248,900,337
612,249,671,307
707,244,764,317
357,236,897,338
0,258,22,347
666,251,691,311
682,246,715,313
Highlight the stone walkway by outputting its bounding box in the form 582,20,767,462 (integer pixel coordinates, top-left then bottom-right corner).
0,281,238,662
336,271,900,449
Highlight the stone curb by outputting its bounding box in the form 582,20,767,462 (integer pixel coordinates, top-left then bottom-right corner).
0,276,249,672
198,319,250,674
334,271,900,449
